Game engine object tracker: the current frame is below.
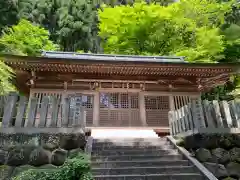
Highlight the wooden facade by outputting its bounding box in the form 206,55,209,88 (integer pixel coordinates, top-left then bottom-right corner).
2,52,238,131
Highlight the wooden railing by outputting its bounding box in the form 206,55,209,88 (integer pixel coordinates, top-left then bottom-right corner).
0,93,86,134
168,98,240,136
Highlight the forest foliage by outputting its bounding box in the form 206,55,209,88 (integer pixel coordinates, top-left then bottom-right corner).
0,19,58,56
0,0,239,98
98,0,231,62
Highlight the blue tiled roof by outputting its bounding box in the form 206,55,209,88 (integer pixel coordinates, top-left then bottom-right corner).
41,51,186,63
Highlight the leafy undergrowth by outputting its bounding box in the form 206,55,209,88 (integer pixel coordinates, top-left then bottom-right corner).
12,153,93,180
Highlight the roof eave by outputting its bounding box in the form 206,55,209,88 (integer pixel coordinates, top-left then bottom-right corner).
1,54,239,70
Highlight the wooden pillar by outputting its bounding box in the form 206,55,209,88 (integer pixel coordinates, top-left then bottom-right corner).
169,95,175,111
168,95,174,135
93,91,100,126
139,92,147,126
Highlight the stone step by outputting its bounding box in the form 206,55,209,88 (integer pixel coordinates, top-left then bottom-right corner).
92,141,171,147
92,166,198,175
94,138,167,141
91,160,190,168
93,138,168,144
91,149,178,156
93,137,167,141
94,173,204,180
92,145,174,151
91,154,183,162
92,144,171,149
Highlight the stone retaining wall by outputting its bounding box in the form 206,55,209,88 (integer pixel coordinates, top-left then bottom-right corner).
0,132,86,179
177,134,240,180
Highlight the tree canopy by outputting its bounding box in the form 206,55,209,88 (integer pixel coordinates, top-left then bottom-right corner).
17,0,99,52
0,0,239,98
98,0,239,99
0,0,19,34
0,19,58,56
98,0,232,62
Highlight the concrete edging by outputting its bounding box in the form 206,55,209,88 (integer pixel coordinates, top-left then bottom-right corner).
85,136,93,156
166,136,218,180
0,127,85,134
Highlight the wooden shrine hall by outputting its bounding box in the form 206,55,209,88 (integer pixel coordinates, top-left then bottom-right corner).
1,51,238,132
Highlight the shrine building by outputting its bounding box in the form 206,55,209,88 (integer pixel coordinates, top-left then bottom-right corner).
1,51,238,133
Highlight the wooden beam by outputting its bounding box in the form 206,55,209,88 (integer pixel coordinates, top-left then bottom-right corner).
33,72,199,87
200,73,230,83
12,66,232,94
34,72,198,82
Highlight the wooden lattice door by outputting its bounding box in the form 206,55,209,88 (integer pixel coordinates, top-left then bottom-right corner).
99,92,140,127
144,95,170,127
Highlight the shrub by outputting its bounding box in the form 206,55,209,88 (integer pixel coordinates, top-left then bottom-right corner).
12,153,93,180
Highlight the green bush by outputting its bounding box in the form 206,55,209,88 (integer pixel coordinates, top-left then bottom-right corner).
12,153,93,180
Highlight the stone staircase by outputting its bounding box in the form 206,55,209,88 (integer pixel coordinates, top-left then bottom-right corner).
91,137,206,180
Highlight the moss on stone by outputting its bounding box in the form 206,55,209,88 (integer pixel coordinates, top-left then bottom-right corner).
0,165,14,180
180,134,240,150
222,177,237,180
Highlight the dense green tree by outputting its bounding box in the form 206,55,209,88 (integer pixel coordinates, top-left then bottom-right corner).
18,0,60,43
57,0,99,52
211,1,240,100
147,0,175,6
18,0,37,19
18,0,99,52
13,0,176,53
98,0,240,100
100,0,174,6
0,60,15,95
220,1,240,63
0,0,238,100
98,1,232,62
224,1,240,26
0,0,19,34
169,0,232,27
196,0,240,100
221,24,240,62
223,28,240,99
16,0,174,53
201,77,239,100
0,19,58,56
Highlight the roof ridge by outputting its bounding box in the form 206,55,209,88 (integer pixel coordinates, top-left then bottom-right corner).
41,51,186,63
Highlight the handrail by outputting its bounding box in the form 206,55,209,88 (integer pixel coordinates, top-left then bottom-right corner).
167,136,218,180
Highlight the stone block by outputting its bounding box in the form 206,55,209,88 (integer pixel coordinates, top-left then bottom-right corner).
59,133,86,150
29,147,51,166
195,148,212,162
51,148,67,166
